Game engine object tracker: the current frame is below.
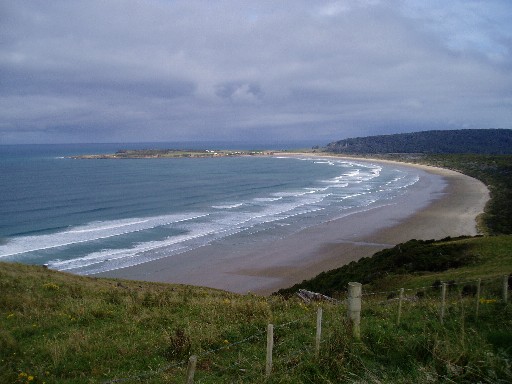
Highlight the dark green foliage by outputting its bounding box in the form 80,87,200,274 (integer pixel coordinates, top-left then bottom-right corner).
277,237,477,297
404,154,512,235
326,129,512,154
164,328,191,360
487,330,512,353
462,284,477,296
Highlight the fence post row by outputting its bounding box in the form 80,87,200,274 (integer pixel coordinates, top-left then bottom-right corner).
397,288,404,325
315,307,323,357
185,355,197,384
503,275,509,304
347,282,362,340
475,278,481,319
440,282,447,324
162,276,508,383
266,323,274,377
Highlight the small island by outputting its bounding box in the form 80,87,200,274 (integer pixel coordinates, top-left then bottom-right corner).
72,148,276,159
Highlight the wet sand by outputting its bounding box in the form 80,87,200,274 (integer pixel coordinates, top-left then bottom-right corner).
97,157,489,295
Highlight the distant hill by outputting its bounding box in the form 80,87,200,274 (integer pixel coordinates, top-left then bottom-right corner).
325,129,512,154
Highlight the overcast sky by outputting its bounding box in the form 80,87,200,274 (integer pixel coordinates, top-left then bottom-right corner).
1,0,511,145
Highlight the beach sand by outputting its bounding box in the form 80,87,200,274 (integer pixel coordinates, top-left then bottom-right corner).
98,157,489,295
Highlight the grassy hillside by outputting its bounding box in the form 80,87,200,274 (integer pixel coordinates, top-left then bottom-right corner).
277,235,512,297
1,263,281,383
2,236,511,383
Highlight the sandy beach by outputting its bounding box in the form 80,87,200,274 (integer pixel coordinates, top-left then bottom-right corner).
98,156,489,295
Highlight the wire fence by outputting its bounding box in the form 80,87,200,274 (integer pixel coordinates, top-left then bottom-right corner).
103,274,510,383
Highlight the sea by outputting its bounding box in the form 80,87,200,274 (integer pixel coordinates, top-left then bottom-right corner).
0,142,421,276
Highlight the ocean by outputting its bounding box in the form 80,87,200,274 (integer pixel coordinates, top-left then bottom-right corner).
0,143,421,276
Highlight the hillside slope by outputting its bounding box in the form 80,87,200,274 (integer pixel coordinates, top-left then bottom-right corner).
326,129,512,154
2,243,511,383
277,235,512,297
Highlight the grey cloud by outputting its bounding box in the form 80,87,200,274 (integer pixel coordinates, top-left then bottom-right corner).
1,67,195,100
215,82,263,103
1,1,511,144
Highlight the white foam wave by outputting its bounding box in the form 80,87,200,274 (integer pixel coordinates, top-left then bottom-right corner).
271,188,320,198
253,197,283,202
305,187,330,193
314,161,335,166
328,182,349,188
212,203,244,209
66,219,151,233
0,213,209,258
46,192,332,274
49,225,217,273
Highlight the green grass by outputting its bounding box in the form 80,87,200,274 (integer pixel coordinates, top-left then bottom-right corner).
0,263,307,383
1,251,511,383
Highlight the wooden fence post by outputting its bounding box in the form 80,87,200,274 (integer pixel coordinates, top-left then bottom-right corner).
185,355,197,384
315,307,323,357
440,282,447,324
347,282,362,340
397,288,404,325
503,275,509,304
266,324,273,377
475,278,481,319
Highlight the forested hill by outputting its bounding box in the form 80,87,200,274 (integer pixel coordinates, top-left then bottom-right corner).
325,129,512,154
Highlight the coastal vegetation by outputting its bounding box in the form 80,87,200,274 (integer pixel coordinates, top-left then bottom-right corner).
325,129,512,155
277,235,512,298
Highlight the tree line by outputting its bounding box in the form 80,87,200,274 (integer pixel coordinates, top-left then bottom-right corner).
325,129,512,154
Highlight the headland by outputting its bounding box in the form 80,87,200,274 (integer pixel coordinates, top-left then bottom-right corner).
71,148,274,159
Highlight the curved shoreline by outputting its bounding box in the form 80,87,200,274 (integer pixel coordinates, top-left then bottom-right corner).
97,156,489,295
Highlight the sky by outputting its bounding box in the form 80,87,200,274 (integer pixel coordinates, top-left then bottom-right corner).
1,0,511,145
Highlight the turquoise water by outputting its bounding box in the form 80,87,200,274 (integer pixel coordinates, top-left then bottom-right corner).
0,143,420,275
